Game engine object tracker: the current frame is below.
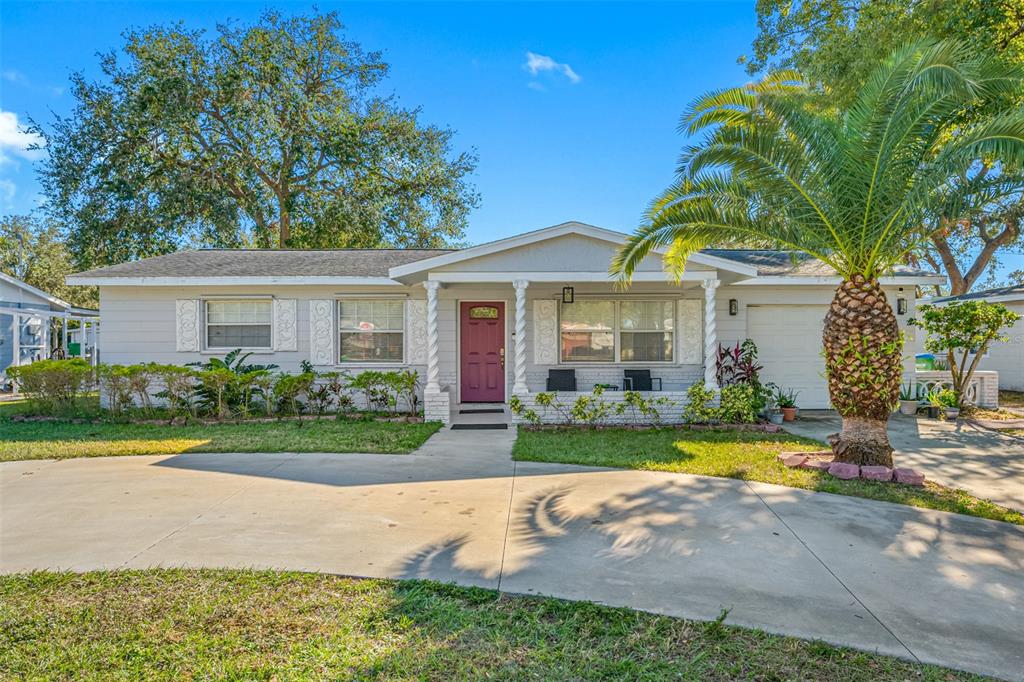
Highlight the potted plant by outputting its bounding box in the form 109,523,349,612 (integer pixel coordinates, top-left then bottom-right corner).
775,387,798,422
897,382,920,416
936,388,960,420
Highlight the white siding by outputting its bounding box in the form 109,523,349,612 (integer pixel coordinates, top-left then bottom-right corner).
97,279,922,403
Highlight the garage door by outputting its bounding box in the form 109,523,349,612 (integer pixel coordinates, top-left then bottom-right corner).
747,305,831,409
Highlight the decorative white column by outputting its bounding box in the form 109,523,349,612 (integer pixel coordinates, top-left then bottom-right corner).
702,279,720,389
424,280,441,393
512,279,529,394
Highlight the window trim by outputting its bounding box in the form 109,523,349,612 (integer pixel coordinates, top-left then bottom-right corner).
203,297,274,351
336,298,406,365
559,299,675,365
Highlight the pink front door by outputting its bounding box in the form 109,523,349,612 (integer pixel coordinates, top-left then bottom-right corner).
460,302,505,402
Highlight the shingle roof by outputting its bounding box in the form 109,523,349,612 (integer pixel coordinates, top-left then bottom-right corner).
68,246,939,280
934,284,1024,303
69,248,456,279
699,249,936,278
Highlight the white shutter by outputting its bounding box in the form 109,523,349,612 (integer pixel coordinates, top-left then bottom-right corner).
406,299,428,365
533,299,558,365
272,299,298,351
309,300,335,366
175,299,200,352
677,299,702,364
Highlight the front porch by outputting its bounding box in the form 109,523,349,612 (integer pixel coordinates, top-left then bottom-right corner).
417,275,729,425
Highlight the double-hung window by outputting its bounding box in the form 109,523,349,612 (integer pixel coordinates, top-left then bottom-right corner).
559,300,674,363
619,301,674,362
338,299,404,363
205,299,273,349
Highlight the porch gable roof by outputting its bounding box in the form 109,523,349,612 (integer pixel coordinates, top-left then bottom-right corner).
386,221,759,281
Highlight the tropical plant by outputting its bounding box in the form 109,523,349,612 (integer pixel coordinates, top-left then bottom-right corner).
349,370,394,413
97,364,135,415
912,301,1021,408
188,349,278,414
927,388,959,409
613,40,1024,466
898,382,919,402
195,368,235,420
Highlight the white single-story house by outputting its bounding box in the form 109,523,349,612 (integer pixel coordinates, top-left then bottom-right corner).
66,221,944,422
932,284,1024,392
2,272,99,388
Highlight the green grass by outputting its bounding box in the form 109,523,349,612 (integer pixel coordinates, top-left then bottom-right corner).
0,569,984,681
513,428,1023,526
0,400,440,461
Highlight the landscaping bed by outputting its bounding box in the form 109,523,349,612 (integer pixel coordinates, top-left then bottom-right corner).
0,569,985,681
512,428,1023,525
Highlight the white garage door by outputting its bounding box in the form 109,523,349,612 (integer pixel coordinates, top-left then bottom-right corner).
747,305,831,409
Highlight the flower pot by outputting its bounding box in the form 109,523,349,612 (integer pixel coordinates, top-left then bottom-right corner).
926,405,941,419
781,407,797,422
943,407,960,421
768,412,784,425
899,400,919,416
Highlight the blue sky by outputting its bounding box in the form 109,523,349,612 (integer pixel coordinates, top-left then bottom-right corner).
2,1,1020,281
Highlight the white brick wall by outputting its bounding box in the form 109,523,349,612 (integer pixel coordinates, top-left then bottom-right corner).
511,391,689,425
916,370,999,408
424,388,452,424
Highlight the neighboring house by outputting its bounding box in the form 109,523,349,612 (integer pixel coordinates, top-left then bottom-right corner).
932,284,1024,392
66,221,943,422
1,272,99,384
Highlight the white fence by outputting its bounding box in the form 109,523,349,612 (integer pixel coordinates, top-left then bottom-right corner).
916,370,999,408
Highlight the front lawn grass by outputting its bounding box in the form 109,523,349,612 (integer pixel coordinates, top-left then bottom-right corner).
513,428,1023,526
0,569,984,681
0,401,440,461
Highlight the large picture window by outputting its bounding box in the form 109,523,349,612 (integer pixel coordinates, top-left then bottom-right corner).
206,300,272,349
560,300,674,363
339,299,404,363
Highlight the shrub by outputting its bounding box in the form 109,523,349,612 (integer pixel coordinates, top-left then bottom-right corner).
509,395,540,424
7,359,94,413
98,364,136,414
188,349,279,414
152,364,197,419
273,372,315,416
615,390,675,425
349,370,396,412
718,384,758,423
391,369,421,417
571,386,612,426
683,381,718,424
196,368,235,420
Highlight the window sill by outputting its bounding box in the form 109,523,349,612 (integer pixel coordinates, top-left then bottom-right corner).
201,348,275,355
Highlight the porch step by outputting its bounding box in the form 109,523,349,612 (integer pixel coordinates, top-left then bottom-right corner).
450,423,509,430
459,408,505,414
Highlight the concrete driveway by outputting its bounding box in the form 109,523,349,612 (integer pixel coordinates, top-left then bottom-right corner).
2,428,1023,681
784,412,1024,511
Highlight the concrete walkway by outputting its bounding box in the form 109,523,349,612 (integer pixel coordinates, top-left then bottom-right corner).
784,412,1024,511
2,430,1023,680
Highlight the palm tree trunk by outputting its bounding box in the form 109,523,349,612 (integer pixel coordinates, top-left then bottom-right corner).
822,275,901,467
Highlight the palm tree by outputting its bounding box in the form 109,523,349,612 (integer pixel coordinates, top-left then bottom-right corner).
613,41,1024,466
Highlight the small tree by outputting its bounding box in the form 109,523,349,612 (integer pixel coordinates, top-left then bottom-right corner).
912,301,1021,407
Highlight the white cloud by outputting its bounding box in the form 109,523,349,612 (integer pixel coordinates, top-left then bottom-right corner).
524,51,581,84
0,110,45,166
2,69,26,84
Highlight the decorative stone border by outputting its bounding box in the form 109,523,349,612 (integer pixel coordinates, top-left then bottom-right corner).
777,451,925,486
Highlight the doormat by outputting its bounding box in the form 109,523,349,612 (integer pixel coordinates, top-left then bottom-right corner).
450,423,509,430
459,408,505,414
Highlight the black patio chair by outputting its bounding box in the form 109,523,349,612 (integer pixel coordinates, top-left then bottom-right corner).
546,369,577,391
623,369,662,391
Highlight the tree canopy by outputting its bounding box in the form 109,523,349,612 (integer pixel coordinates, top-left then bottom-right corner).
745,0,1024,293
35,11,479,270
0,214,97,308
